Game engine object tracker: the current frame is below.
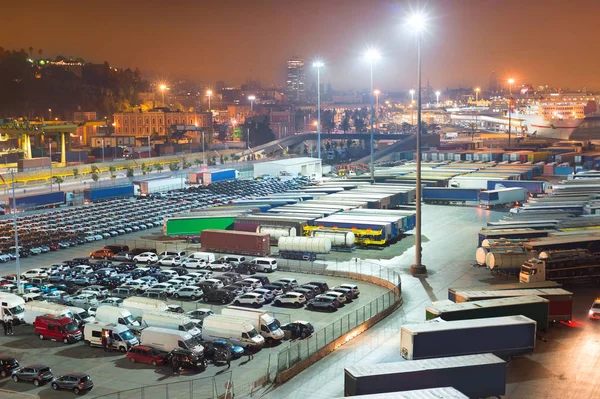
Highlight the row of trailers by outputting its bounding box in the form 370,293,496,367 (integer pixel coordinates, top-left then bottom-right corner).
475,175,600,283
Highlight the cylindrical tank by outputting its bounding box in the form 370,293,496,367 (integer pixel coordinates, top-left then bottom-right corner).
312,229,355,248
278,237,331,254
486,251,537,270
258,225,296,242
539,248,589,260
475,246,525,265
481,238,526,248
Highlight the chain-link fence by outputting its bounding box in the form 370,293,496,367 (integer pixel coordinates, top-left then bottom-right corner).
274,259,402,375
93,371,233,399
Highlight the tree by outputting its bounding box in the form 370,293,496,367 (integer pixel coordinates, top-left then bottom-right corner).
155,163,163,172
182,161,191,169
220,154,224,164
72,168,79,179
169,162,180,171
354,117,366,133
194,158,203,167
401,122,412,134
321,110,336,133
108,165,116,179
126,167,134,178
53,176,64,190
91,173,99,182
90,164,99,174
341,117,351,133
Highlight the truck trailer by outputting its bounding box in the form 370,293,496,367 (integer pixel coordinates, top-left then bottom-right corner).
344,353,506,397
520,249,600,284
133,176,186,196
332,387,469,399
83,185,134,202
487,180,549,196
479,187,529,208
422,187,481,204
163,216,236,236
447,281,561,302
400,315,536,360
200,230,270,256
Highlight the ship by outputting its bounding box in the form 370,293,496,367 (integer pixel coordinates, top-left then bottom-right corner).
516,113,582,139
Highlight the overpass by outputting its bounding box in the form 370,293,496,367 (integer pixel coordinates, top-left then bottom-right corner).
0,120,79,163
450,114,527,134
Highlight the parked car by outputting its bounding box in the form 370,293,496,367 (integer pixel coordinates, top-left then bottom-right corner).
233,262,256,275
306,296,338,312
201,338,244,360
132,252,159,264
51,372,94,395
89,249,114,259
274,292,306,307
252,288,275,303
0,357,19,378
307,281,329,294
330,287,354,303
280,321,314,339
126,345,167,366
12,364,54,386
202,288,235,304
182,258,206,269
173,286,203,300
233,292,265,307
186,309,215,320
339,283,360,298
205,261,232,272
113,252,132,262
156,256,182,267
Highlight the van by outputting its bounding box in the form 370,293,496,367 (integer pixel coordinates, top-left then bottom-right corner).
219,256,246,265
83,321,139,352
0,293,25,324
23,301,74,324
94,306,140,327
142,311,201,338
68,307,95,326
187,252,216,263
201,315,265,348
123,297,168,319
140,326,204,356
158,250,186,259
249,258,277,273
34,315,82,344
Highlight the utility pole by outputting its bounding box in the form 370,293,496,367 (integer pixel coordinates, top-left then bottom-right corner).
11,170,22,294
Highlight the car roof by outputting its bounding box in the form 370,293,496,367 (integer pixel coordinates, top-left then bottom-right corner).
63,372,88,377
27,364,49,368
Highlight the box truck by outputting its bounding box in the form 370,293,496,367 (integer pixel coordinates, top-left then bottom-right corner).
84,321,139,352
141,311,201,338
400,315,536,360
344,353,506,397
94,306,140,328
426,295,550,332
201,315,265,348
0,293,25,325
140,326,205,359
123,297,168,319
23,301,74,324
220,306,284,343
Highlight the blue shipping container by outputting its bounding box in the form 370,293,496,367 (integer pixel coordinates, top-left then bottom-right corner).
554,166,574,175
84,185,134,202
9,191,65,209
210,169,237,183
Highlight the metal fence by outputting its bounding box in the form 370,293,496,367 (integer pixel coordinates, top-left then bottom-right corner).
93,371,233,399
273,259,402,374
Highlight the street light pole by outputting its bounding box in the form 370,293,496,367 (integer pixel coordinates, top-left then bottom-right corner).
11,170,22,294
435,91,441,106
102,138,105,163
206,90,212,111
409,12,427,276
49,141,53,191
148,135,151,159
202,130,206,165
248,95,256,113
313,61,324,160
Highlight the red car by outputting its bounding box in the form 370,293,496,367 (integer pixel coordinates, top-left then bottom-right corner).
126,345,167,366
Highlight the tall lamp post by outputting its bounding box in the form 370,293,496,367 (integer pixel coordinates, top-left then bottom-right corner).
365,48,381,182
408,11,428,276
435,91,441,106
409,89,415,103
507,78,515,146
49,141,53,191
248,95,256,113
313,60,324,160
206,90,212,111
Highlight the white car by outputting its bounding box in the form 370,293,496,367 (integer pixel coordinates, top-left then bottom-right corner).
274,292,306,307
195,270,214,279
171,275,195,286
186,273,206,283
324,291,347,304
590,299,600,319
150,283,176,294
66,293,99,308
233,292,265,307
0,253,11,262
161,269,180,279
157,256,182,267
166,279,185,288
205,261,232,271
99,297,124,307
243,278,263,289
339,284,360,298
122,279,150,292
133,252,159,264
182,258,206,269
23,269,49,279
173,286,203,300
81,285,109,299
42,290,68,301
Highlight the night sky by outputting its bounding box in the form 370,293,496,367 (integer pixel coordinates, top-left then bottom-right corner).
1,0,598,91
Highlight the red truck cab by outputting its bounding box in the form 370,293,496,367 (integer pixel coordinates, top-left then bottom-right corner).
34,315,83,344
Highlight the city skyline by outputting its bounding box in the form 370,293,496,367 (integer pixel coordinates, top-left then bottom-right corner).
1,0,600,91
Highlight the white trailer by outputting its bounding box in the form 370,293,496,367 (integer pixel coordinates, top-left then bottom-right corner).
220,306,284,343
23,301,73,324
123,297,168,319
479,188,529,208
133,176,186,196
141,311,201,337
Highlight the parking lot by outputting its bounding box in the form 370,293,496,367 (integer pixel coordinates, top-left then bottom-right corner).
0,228,388,398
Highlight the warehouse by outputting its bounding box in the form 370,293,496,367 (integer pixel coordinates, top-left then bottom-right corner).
253,157,322,179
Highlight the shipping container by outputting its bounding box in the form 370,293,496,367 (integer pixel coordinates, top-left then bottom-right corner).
9,191,65,209
426,295,550,332
422,187,480,203
447,281,561,302
200,230,270,256
344,353,506,398
164,216,236,236
17,157,51,172
83,185,134,202
486,180,548,195
202,169,238,185
133,176,186,196
400,316,536,360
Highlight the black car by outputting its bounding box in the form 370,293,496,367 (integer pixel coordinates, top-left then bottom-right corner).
12,364,54,386
270,281,291,293
307,281,329,294
170,267,188,276
54,282,80,294
221,272,243,282
51,372,94,395
149,273,170,283
202,288,235,304
104,244,129,254
262,284,283,296
0,357,19,378
98,277,121,289
280,321,315,339
233,262,256,275
167,348,207,370
306,296,338,312
300,284,321,297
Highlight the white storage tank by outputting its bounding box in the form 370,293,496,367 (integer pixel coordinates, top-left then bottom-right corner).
486,251,537,270
475,246,525,265
312,229,355,248
258,225,296,242
278,237,331,254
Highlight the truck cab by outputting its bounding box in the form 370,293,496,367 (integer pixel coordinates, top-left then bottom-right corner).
0,293,25,325
519,258,544,283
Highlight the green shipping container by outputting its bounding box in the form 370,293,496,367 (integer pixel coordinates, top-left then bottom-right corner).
426,295,550,332
164,216,236,236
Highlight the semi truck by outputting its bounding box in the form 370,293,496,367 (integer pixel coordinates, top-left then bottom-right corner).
200,169,238,185
9,191,65,210
422,187,481,204
344,353,506,398
400,315,537,360
479,188,529,208
520,249,600,284
220,306,284,343
487,180,550,196
277,236,331,261
426,295,550,332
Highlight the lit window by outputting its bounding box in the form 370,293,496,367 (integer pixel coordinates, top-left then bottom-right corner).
146,127,149,133
145,118,149,124
152,118,156,124
159,127,163,132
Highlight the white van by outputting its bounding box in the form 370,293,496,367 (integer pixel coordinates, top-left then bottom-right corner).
219,255,246,265
0,293,25,324
23,301,74,324
201,315,265,348
68,307,95,325
84,321,139,352
142,311,201,338
140,326,204,356
123,297,168,319
94,306,140,327
221,306,284,343
249,258,278,273
187,252,216,263
158,250,187,259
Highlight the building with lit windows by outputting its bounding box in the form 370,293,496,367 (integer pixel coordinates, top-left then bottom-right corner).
286,57,306,103
112,108,212,138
